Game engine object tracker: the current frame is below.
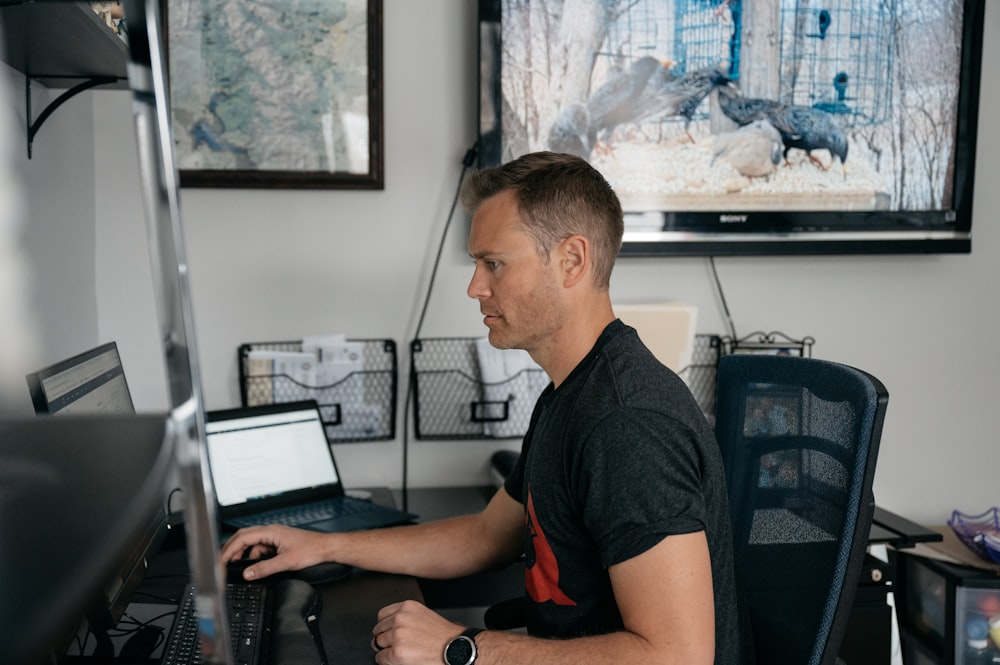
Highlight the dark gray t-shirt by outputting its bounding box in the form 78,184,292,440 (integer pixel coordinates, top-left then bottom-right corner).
504,320,741,664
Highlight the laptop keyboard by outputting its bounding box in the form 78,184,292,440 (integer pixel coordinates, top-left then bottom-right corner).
228,497,373,529
162,582,269,665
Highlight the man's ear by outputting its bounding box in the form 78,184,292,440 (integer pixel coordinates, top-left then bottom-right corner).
558,235,590,288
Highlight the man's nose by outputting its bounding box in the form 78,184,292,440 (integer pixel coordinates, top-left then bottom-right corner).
467,267,488,300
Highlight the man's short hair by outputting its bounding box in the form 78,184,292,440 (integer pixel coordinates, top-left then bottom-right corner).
460,151,624,289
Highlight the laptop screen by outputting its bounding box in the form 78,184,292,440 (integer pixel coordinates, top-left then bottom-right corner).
206,402,341,509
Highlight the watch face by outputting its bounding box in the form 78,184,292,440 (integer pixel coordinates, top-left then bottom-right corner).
445,636,476,665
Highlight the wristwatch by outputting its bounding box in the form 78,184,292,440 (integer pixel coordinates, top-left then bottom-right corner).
443,627,484,665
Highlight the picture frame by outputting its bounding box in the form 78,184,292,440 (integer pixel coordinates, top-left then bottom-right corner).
166,0,383,189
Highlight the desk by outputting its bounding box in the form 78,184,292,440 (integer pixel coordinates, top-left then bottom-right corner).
126,549,422,665
104,489,429,665
315,570,422,663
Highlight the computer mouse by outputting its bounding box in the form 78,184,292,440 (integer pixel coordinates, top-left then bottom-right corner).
226,555,273,583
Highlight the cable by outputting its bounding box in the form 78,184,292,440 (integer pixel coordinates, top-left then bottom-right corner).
412,144,479,338
708,256,738,341
400,143,479,511
166,486,182,515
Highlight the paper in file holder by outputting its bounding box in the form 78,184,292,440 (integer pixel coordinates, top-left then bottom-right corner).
238,338,397,442
410,338,549,440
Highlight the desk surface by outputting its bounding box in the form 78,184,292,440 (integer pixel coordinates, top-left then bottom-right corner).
316,570,422,663
129,487,496,665
869,506,943,549
392,485,496,522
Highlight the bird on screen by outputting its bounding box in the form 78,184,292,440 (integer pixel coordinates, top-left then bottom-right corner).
716,82,848,173
547,102,593,160
711,119,783,178
585,55,673,155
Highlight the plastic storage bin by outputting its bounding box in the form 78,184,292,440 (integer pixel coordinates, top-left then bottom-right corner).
896,551,1000,664
238,338,397,443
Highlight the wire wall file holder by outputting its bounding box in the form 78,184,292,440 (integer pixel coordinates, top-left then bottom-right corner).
721,331,816,357
238,338,397,443
408,333,814,437
677,334,724,426
410,338,549,440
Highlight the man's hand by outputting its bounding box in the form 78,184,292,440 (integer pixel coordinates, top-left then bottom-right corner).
371,600,464,665
220,524,332,580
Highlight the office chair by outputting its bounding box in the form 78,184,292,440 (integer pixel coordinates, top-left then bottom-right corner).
715,354,887,665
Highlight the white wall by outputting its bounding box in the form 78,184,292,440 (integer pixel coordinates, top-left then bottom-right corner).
13,1,1000,525
4,66,100,407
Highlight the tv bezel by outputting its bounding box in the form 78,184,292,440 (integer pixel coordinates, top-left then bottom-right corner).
476,0,984,257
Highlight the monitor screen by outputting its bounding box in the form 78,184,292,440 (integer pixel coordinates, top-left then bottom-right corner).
26,341,135,415
477,0,984,256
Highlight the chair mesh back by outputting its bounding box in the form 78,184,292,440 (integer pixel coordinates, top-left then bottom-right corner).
715,355,886,665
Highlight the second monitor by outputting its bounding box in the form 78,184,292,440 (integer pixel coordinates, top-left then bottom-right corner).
25,341,135,415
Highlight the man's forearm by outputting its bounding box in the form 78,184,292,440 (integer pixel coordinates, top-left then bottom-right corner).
328,513,518,579
465,626,709,665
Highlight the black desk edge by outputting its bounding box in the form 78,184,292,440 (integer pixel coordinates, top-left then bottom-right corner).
870,506,942,549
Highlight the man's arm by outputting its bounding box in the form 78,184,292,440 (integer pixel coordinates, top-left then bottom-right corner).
373,530,716,665
220,486,524,581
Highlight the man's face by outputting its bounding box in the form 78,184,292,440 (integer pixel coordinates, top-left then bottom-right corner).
467,191,564,353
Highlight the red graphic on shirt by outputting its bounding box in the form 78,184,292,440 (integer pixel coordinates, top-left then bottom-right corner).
525,489,577,606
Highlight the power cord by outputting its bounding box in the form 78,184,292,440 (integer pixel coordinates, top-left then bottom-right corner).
166,486,182,515
400,142,479,511
708,256,738,340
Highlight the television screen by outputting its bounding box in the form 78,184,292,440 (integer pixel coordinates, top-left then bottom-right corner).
477,0,984,256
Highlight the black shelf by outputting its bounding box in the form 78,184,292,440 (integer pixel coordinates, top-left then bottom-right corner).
0,1,129,89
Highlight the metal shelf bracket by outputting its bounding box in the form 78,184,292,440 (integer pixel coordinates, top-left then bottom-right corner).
26,75,117,158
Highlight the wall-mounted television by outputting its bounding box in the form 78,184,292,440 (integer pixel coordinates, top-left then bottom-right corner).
477,0,984,256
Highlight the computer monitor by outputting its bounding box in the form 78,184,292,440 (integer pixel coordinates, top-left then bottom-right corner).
0,414,172,665
25,341,135,415
25,342,169,657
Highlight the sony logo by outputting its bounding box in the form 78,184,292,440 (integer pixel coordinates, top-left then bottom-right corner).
719,214,748,224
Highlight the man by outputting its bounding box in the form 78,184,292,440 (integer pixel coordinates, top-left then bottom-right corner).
221,151,741,664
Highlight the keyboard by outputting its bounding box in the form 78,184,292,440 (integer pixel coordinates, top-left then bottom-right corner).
161,582,271,665
227,497,373,529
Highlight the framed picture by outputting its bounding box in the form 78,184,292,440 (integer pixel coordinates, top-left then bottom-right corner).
166,0,383,189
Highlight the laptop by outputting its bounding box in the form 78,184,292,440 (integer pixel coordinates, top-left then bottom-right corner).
205,400,417,533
